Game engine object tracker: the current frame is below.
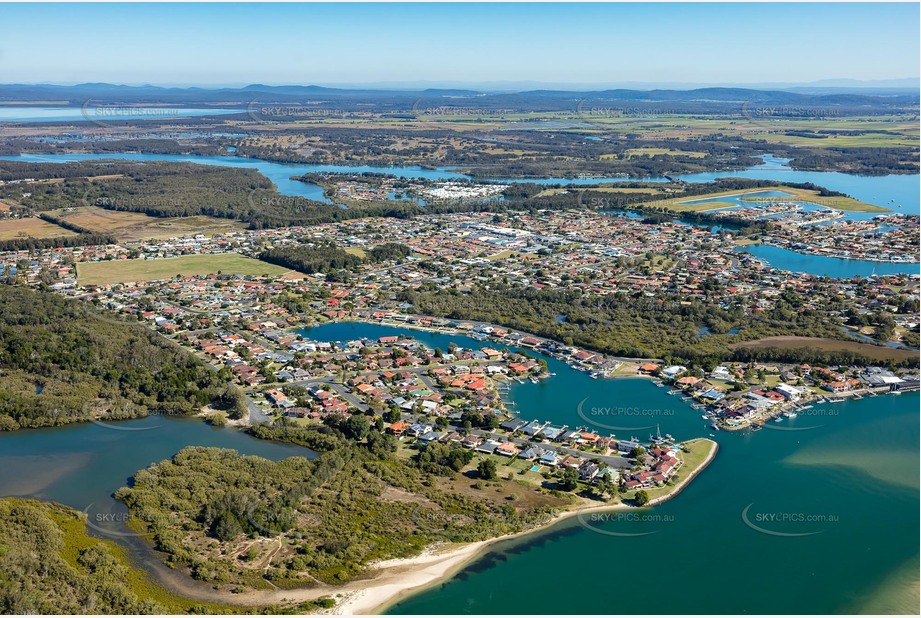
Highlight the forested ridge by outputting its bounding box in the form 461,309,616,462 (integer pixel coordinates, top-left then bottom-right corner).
0,285,244,430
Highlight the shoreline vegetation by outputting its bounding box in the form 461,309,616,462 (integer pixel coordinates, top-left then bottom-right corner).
357,437,718,615
0,498,247,614
105,439,718,615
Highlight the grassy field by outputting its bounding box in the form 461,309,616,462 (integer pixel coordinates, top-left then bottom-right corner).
536,186,666,198
730,336,919,363
344,247,368,258
0,217,76,240
77,253,295,285
238,112,918,153
560,114,919,148
625,438,715,503
252,111,919,146
738,186,888,212
626,147,707,158
592,186,668,194
486,249,520,261
647,185,888,214
48,206,246,242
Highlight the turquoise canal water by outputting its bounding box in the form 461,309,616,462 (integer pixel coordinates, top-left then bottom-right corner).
306,322,920,614
0,320,918,612
736,244,919,278
679,155,921,220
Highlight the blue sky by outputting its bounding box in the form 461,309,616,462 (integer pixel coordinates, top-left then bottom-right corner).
0,3,918,87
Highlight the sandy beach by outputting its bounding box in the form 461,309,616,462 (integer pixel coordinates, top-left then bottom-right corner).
121,439,718,615
335,438,719,614
131,438,719,615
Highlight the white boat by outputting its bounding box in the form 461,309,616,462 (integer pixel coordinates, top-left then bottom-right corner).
774,417,783,423
701,415,709,420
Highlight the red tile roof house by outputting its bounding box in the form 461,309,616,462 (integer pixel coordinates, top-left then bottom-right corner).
572,351,599,364
387,420,410,436
560,455,583,469
466,379,487,391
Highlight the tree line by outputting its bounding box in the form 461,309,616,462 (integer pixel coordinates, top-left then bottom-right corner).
0,285,245,430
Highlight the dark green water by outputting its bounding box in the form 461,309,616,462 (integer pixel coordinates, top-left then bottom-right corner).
1,321,917,613
0,415,312,527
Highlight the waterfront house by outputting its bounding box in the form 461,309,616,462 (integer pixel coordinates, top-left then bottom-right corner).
774,383,804,401
521,420,544,436
539,425,565,441
662,365,687,379
501,418,529,432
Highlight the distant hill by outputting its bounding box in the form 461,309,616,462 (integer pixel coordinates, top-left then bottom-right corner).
0,83,916,115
